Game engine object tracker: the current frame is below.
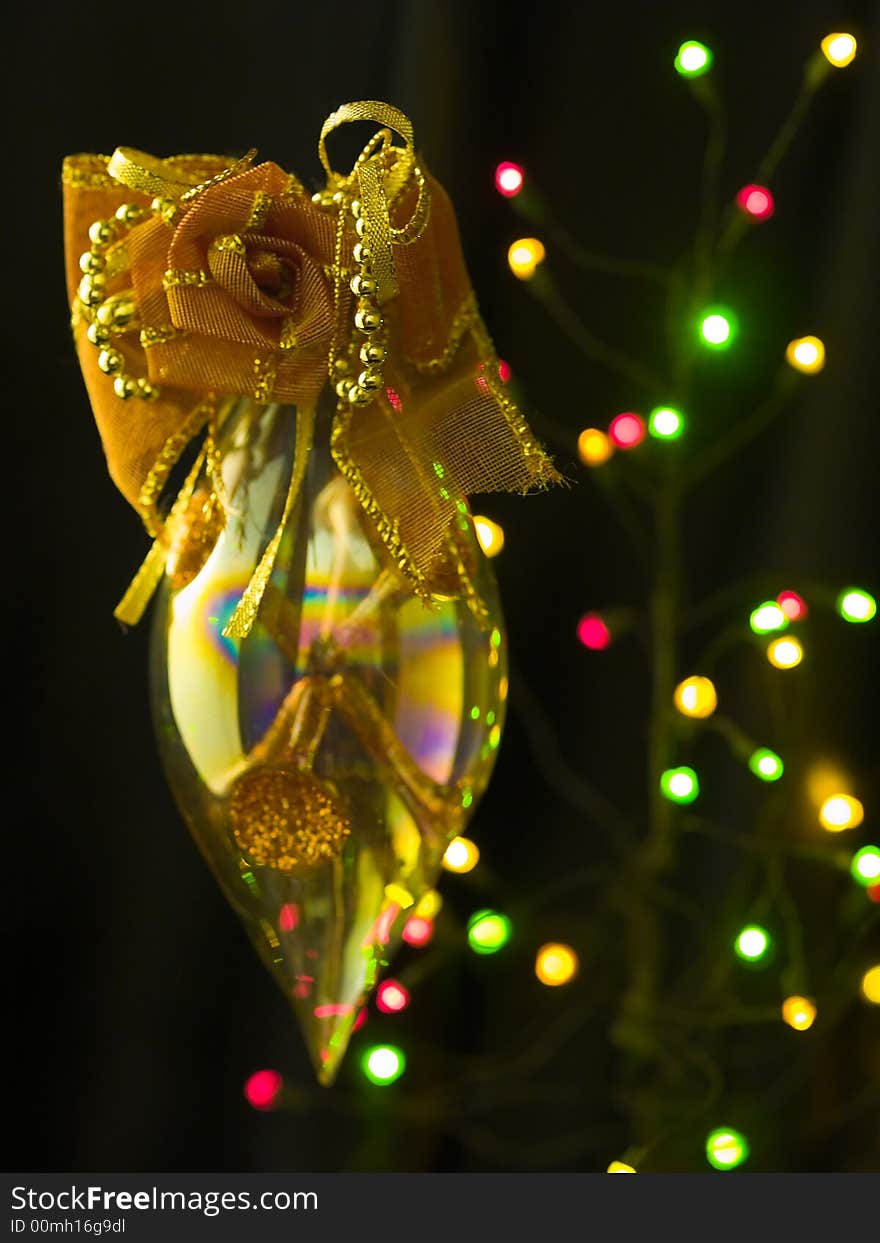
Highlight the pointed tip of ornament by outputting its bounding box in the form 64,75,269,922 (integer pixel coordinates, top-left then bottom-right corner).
295,997,361,1087
316,1060,340,1088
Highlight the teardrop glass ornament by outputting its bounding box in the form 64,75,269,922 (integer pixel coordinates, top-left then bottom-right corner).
150,399,507,1083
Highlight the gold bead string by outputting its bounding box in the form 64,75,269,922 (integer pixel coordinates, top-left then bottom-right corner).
78,194,181,402
332,196,388,409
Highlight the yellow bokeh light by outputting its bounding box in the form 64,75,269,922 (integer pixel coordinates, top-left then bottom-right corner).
607,1161,636,1173
767,636,804,669
535,942,579,987
443,836,480,873
673,675,718,719
785,336,825,375
474,515,505,558
818,794,864,832
806,764,849,808
861,964,880,1004
821,33,857,68
384,883,414,909
414,889,443,920
578,427,614,467
507,237,546,280
781,995,817,1031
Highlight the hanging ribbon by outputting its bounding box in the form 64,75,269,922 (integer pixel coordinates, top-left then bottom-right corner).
63,103,560,637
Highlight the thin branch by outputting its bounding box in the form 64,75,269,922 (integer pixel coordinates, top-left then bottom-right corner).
685,368,797,488
528,270,664,392
509,671,637,849
513,188,673,285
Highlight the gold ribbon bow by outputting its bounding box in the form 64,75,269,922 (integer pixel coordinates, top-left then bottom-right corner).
63,102,559,637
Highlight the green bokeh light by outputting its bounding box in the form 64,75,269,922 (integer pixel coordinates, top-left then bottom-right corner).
706,1127,749,1170
734,924,770,962
748,748,784,782
660,766,700,804
467,909,513,955
362,1045,406,1085
749,601,788,634
648,406,685,440
699,307,737,350
675,40,713,78
837,587,876,623
851,846,880,887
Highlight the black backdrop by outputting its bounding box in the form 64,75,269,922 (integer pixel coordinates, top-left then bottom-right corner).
8,0,879,1172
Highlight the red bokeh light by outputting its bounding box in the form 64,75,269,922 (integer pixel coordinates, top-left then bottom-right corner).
278,902,299,932
867,883,880,905
244,1069,282,1111
402,916,434,947
498,359,512,383
608,413,645,449
777,590,808,621
353,1007,369,1032
314,1003,353,1019
495,162,525,198
577,613,611,651
736,184,775,220
376,980,411,1013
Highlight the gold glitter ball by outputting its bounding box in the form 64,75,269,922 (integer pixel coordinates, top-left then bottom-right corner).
229,766,351,871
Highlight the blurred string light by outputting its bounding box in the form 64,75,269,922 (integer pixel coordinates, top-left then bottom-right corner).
867,883,880,905
607,1161,636,1174
376,979,410,1014
577,613,612,651
660,766,699,804
735,925,771,962
443,836,480,873
777,590,808,621
609,412,646,449
699,308,737,350
535,943,579,987
474,515,504,557
836,587,876,623
785,336,825,374
467,909,512,955
495,161,525,198
850,846,880,887
507,237,545,279
820,32,857,68
402,916,434,947
861,965,880,1004
749,748,784,782
362,1045,405,1085
749,601,788,634
736,184,775,220
244,1069,282,1111
648,406,685,440
818,794,864,832
767,636,804,669
705,1128,749,1171
578,427,614,466
674,40,713,78
673,675,717,719
782,996,817,1032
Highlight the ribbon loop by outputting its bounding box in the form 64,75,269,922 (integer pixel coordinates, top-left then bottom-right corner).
108,146,258,203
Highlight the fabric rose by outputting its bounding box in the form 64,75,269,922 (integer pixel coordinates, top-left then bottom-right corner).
129,162,339,404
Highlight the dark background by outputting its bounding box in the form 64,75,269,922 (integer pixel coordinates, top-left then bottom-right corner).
9,0,879,1172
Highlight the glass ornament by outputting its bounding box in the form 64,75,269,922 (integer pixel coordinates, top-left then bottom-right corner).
150,398,506,1082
